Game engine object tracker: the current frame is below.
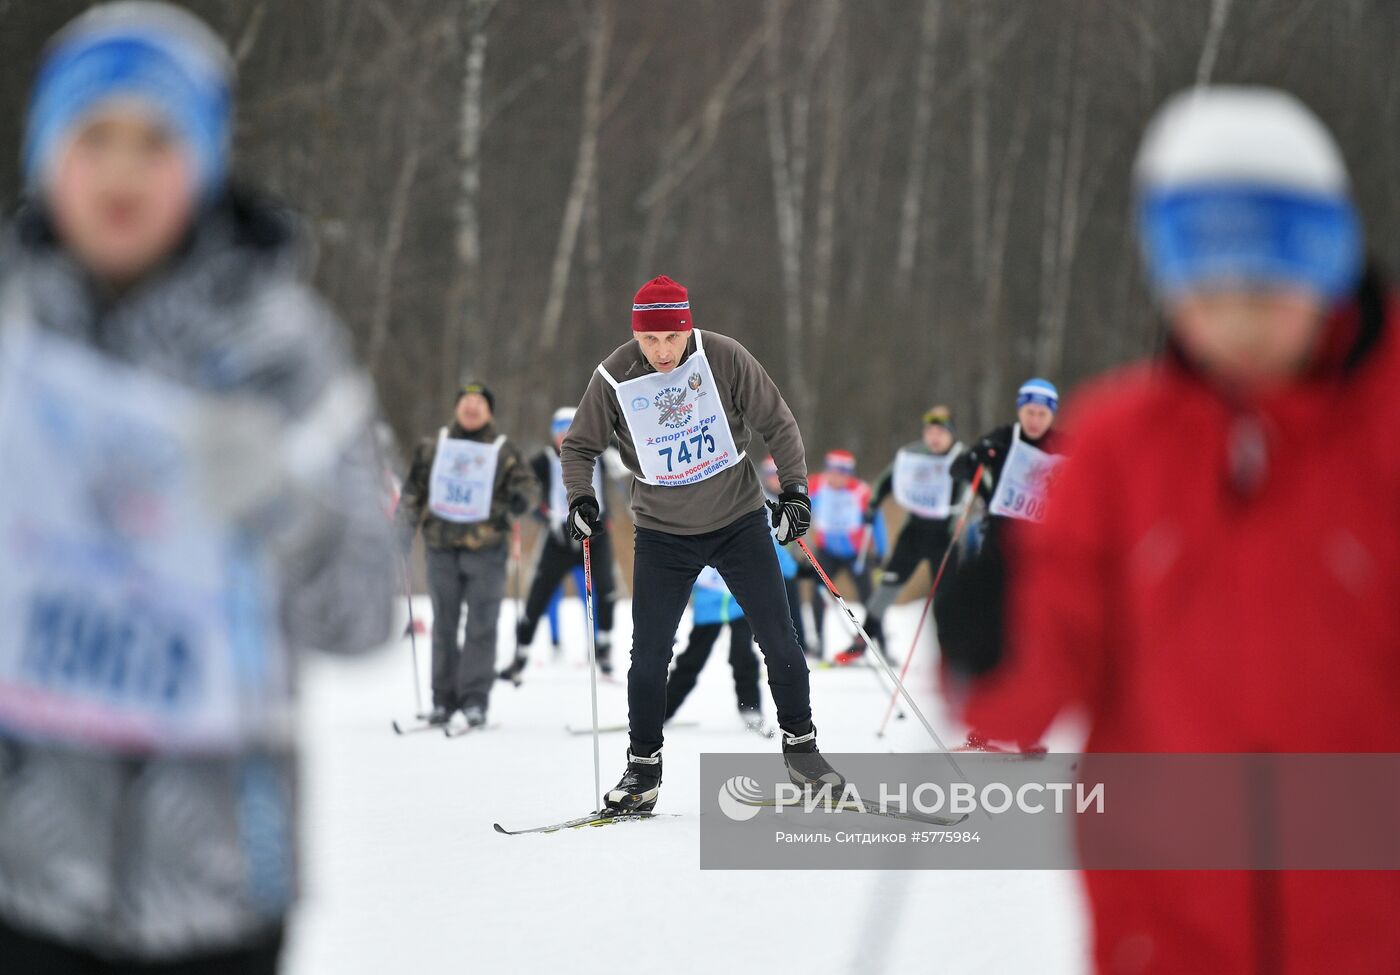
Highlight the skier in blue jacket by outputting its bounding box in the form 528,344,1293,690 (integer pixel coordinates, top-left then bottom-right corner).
662,562,777,737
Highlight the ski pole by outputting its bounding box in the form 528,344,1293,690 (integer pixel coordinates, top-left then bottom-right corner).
794,536,961,761
510,521,524,667
876,465,984,738
400,552,425,718
582,538,603,815
854,523,874,576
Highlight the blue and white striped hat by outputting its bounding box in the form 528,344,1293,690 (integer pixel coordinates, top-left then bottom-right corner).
1135,87,1362,303
551,406,576,438
1017,378,1058,412
24,2,234,201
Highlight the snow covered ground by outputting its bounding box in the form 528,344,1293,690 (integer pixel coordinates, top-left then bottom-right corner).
283,596,1089,975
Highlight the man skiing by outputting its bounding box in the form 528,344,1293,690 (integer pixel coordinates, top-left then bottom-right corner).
561,274,840,812
397,382,539,729
944,87,1400,972
499,406,618,683
849,406,971,661
808,450,886,663
940,381,1065,752
951,378,1065,533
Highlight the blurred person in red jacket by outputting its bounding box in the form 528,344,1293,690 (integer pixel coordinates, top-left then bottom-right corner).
940,86,1400,974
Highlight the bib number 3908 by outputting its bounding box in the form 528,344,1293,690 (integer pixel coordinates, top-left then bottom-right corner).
997,486,1046,522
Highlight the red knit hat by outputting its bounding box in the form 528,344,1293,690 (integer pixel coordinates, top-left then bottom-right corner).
824,450,857,474
632,275,692,332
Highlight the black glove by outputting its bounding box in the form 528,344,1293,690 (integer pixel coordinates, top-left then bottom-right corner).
861,507,878,526
507,492,531,517
771,490,811,545
952,444,994,482
566,496,601,541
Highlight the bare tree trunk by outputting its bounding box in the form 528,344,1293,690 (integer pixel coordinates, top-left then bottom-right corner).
845,69,896,312
894,0,942,297
808,2,844,346
1041,75,1091,376
232,0,267,66
764,0,809,421
968,3,990,282
1196,0,1233,86
634,21,766,281
539,0,613,347
444,0,497,398
1036,29,1092,379
366,103,423,374
977,103,1030,428
583,175,607,333
763,0,837,426
1036,28,1070,370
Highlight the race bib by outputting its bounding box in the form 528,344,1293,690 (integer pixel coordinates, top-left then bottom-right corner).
988,425,1065,523
601,330,743,487
0,322,283,754
428,430,504,523
892,446,960,519
813,484,864,537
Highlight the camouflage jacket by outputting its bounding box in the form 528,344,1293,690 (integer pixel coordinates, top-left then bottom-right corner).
396,421,538,551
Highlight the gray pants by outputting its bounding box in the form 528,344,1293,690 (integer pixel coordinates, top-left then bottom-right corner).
426,544,507,712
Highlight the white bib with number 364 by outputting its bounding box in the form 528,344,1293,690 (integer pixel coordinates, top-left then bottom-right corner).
988,424,1065,523
600,330,743,487
428,429,504,523
0,322,284,754
892,445,962,520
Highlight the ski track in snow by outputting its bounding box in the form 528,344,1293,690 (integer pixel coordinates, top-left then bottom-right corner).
283,597,1090,975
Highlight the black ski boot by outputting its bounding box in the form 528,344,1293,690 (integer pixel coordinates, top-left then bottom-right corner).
596,634,614,677
498,655,526,686
781,722,844,791
604,748,661,813
426,705,452,727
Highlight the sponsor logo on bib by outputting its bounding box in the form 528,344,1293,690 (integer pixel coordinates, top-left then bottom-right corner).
688,371,703,391
86,428,181,541
631,396,649,412
654,387,694,429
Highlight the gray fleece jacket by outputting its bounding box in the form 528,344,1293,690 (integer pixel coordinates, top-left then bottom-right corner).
561,329,807,534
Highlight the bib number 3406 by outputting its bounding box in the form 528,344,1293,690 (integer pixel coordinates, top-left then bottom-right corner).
657,424,717,473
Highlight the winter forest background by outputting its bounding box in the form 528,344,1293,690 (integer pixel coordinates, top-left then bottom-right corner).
3,0,1399,469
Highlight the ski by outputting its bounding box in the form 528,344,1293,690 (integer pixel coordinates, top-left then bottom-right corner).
740,796,967,828
443,722,499,739
492,810,676,835
565,720,697,736
391,718,438,735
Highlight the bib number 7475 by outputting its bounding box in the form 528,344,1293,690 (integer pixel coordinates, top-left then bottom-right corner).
657,424,717,473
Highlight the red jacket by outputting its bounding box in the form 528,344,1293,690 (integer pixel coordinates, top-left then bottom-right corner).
966,275,1400,974
809,474,873,556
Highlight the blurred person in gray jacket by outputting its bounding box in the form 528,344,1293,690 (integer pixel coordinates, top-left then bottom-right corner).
0,4,395,971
